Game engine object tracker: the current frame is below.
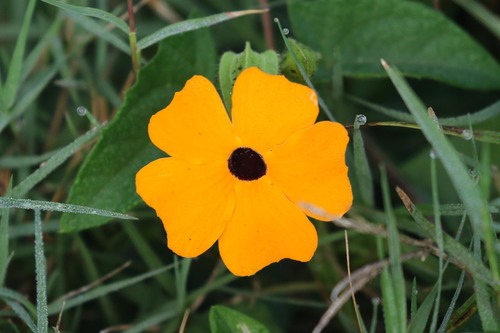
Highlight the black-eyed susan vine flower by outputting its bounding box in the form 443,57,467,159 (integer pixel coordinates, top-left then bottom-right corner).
136,67,352,276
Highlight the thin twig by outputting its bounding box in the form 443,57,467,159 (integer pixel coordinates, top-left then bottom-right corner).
259,0,274,49
58,261,131,301
178,309,190,333
313,250,429,333
345,231,363,332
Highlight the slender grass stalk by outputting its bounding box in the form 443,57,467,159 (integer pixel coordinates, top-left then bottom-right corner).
380,165,407,331
381,60,500,290
34,209,48,333
0,180,12,286
353,114,374,206
3,0,37,111
429,153,444,333
274,18,335,121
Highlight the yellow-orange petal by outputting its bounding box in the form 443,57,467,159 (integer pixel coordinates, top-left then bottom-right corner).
265,121,352,221
218,179,317,276
148,75,236,164
231,67,319,153
136,157,236,257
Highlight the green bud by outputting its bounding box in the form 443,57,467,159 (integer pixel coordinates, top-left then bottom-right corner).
280,38,319,84
219,42,279,112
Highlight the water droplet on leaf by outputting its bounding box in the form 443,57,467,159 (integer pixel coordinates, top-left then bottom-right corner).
462,129,473,140
76,106,87,116
356,114,367,125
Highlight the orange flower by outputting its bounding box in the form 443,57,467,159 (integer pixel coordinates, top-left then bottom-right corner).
136,67,352,276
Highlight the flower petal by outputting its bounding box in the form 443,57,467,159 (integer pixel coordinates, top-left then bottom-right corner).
149,75,236,164
231,67,319,153
136,158,236,257
218,179,317,276
265,121,352,221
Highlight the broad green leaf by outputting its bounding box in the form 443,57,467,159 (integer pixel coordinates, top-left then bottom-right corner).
209,305,271,333
60,28,216,232
288,0,500,90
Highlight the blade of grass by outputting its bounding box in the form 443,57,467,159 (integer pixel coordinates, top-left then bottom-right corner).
7,126,99,198
353,114,374,206
0,287,37,315
0,149,61,168
429,153,444,333
1,64,58,133
347,95,500,127
380,165,407,331
2,0,36,110
369,298,380,333
376,237,398,333
137,9,265,50
472,230,499,331
66,12,130,54
275,18,335,121
41,0,129,33
121,222,177,295
0,180,12,286
174,256,191,310
437,261,467,332
20,18,62,83
5,300,36,333
382,59,499,287
9,221,59,238
454,0,500,39
407,284,438,333
355,121,500,144
34,209,48,333
396,187,495,286
74,236,118,323
123,273,238,333
47,263,176,315
0,197,135,220
410,278,417,321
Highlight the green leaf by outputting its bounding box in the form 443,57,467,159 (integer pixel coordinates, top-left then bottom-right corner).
2,0,36,111
288,0,500,90
454,0,500,40
137,9,265,50
41,0,129,34
60,28,216,232
382,61,499,284
407,284,438,333
209,305,271,333
219,42,279,111
0,197,136,221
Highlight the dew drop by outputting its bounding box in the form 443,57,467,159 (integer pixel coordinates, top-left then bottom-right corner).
355,114,367,125
462,129,473,141
283,28,290,35
429,149,437,159
76,106,87,116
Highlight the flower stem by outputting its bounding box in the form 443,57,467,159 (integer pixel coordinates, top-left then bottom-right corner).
128,0,141,75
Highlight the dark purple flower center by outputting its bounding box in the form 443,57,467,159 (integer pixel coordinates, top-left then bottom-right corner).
228,147,267,181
